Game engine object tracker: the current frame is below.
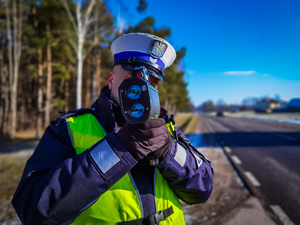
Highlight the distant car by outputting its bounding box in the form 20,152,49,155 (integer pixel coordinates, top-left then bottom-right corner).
230,108,239,113
216,110,224,117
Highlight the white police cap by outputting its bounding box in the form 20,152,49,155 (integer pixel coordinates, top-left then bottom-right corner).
111,33,176,80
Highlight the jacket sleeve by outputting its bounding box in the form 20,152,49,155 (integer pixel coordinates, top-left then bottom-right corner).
12,121,137,225
155,127,213,205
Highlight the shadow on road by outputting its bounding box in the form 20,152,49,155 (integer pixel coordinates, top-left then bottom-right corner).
0,138,39,153
186,132,300,148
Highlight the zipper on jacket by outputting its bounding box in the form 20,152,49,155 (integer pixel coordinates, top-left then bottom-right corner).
153,168,158,213
128,172,144,217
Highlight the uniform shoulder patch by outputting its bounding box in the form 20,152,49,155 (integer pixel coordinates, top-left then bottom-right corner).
191,151,203,169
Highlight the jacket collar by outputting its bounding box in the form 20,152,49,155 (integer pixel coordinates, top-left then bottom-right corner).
91,86,125,133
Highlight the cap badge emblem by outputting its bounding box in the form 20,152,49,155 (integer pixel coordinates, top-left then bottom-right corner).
149,40,167,58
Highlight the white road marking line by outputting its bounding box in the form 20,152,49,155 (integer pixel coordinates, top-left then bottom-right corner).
270,205,295,225
224,146,231,153
232,155,242,165
271,133,297,142
244,171,261,187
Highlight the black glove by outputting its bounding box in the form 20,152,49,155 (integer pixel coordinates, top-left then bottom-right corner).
115,118,172,161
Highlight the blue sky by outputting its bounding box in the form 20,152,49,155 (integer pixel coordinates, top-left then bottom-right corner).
105,0,300,106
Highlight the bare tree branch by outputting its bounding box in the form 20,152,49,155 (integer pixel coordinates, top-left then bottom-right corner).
82,0,95,35
83,39,98,60
68,34,78,52
60,0,78,35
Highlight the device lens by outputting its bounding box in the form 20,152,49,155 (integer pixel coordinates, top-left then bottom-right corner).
129,103,145,119
126,84,142,100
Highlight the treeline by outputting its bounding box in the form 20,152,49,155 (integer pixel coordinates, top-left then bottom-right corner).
0,0,190,139
198,95,287,112
199,100,249,112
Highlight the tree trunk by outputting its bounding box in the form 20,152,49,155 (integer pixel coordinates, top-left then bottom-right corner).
4,0,13,138
75,1,82,109
7,0,23,139
0,48,10,136
36,48,43,139
76,35,83,109
20,93,26,130
10,0,18,139
0,58,10,137
1,90,10,137
45,25,52,126
0,47,4,135
92,7,100,101
92,48,101,100
85,62,91,107
65,80,70,112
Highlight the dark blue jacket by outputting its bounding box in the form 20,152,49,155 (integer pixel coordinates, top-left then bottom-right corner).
12,86,213,225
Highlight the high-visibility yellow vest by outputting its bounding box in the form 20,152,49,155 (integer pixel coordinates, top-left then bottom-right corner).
66,113,185,225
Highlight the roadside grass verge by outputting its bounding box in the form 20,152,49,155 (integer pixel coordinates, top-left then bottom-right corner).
175,112,200,134
0,150,33,223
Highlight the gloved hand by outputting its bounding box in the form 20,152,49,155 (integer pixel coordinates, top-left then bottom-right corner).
115,118,172,161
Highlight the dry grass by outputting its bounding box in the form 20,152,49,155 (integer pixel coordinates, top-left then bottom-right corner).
175,113,201,134
15,128,41,139
183,114,200,134
0,150,33,223
174,113,194,127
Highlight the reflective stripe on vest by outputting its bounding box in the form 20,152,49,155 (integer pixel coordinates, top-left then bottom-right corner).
66,113,185,225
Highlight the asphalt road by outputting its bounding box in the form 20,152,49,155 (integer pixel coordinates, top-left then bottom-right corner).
199,113,300,225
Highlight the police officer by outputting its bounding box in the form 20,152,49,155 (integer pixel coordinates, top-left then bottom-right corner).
12,33,213,225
